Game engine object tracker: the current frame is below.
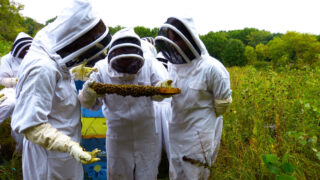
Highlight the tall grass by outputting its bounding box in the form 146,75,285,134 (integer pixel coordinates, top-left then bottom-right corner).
212,66,320,179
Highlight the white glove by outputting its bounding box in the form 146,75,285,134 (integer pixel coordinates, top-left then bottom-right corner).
152,79,173,101
24,123,101,164
156,79,173,88
1,78,18,88
78,80,101,109
71,63,98,81
68,142,101,164
0,93,7,104
214,96,232,116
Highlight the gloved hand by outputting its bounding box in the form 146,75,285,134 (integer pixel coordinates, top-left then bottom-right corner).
78,80,103,109
71,63,98,81
24,123,101,164
0,94,7,104
152,79,173,101
82,80,99,97
214,96,232,116
1,78,18,88
156,79,173,88
68,142,101,164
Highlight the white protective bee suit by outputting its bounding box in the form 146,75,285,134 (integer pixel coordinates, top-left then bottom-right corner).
141,39,172,159
155,17,232,180
79,28,165,180
0,32,33,152
11,0,111,179
155,52,171,157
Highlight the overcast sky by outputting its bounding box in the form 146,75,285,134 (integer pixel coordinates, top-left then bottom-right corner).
14,0,320,35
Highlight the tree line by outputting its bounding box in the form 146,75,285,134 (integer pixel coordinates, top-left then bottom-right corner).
1,0,320,68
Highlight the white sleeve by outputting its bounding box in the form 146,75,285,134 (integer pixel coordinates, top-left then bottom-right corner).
0,54,14,82
208,64,232,100
78,64,103,111
207,63,232,115
0,88,16,124
11,65,56,133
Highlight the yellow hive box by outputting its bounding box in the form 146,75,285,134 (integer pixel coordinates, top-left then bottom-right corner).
81,117,107,139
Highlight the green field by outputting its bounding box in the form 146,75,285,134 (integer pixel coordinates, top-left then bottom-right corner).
0,44,319,179
212,66,320,179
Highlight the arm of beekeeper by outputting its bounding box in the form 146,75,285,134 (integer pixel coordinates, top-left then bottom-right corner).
1,78,18,88
24,123,100,164
78,63,103,110
0,54,17,88
0,93,8,125
71,63,98,81
208,62,232,116
0,88,16,125
11,62,99,164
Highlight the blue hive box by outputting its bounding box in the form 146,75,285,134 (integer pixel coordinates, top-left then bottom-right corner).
75,80,107,180
81,138,107,180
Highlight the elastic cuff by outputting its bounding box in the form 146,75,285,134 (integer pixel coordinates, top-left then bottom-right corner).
215,96,232,105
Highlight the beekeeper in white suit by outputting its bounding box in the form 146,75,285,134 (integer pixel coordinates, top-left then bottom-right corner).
0,32,32,88
155,52,171,158
155,17,232,179
0,32,33,152
79,28,170,180
141,38,172,168
11,0,112,179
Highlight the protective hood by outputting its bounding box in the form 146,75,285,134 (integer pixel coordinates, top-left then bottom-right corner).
155,17,207,64
107,28,144,76
11,32,33,59
141,39,157,58
32,0,111,70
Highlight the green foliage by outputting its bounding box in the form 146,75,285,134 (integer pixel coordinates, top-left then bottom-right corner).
0,118,22,179
267,32,320,68
0,154,22,180
108,25,124,35
0,0,26,41
45,16,57,26
244,45,257,64
21,17,44,36
252,61,271,70
225,28,259,45
199,29,285,67
200,32,227,60
134,26,158,38
247,30,273,47
261,154,296,179
255,43,270,61
0,38,11,56
222,39,247,66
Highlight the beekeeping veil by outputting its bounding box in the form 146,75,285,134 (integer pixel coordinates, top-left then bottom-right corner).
11,32,33,60
155,17,204,64
107,28,144,74
33,0,111,69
